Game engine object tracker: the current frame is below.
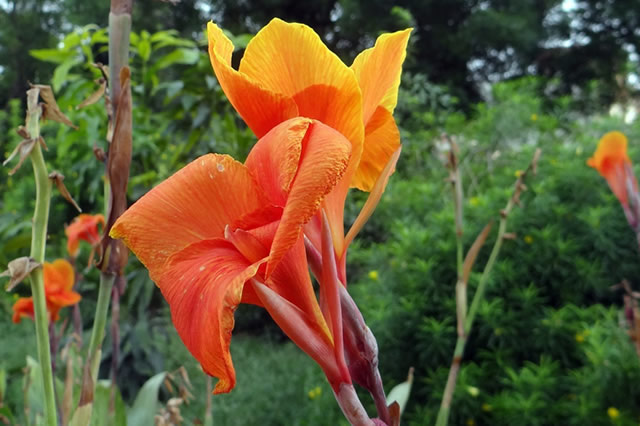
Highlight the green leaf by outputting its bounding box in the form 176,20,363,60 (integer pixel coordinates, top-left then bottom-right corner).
126,372,167,426
69,404,92,426
30,49,75,64
89,380,127,426
52,58,82,92
152,48,200,71
386,368,414,415
137,39,152,62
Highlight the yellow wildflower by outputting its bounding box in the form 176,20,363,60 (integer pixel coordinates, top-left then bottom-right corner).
308,386,322,400
368,270,379,281
607,406,620,420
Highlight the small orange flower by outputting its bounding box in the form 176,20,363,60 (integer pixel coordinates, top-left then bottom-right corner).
12,259,81,323
65,214,105,257
587,131,637,206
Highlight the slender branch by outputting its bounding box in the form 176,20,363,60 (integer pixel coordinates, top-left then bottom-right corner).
86,273,115,381
26,87,57,426
436,149,541,426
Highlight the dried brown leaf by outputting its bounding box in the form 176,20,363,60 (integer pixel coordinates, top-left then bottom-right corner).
32,84,78,129
462,222,493,284
98,67,132,275
77,79,106,109
49,171,82,212
1,257,41,291
3,139,37,175
16,126,29,139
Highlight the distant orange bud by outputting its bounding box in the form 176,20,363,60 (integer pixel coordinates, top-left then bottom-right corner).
65,214,105,257
587,131,636,206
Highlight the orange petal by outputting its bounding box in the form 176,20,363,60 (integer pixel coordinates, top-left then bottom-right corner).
351,29,411,124
12,297,34,323
47,290,82,309
111,154,267,278
159,238,264,394
43,259,75,293
351,106,402,191
244,118,311,206
207,22,298,138
240,18,364,168
245,119,352,275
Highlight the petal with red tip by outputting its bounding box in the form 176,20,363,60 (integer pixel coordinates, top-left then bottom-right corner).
251,279,340,384
587,131,635,205
245,119,352,274
160,238,265,394
207,22,298,138
111,154,267,278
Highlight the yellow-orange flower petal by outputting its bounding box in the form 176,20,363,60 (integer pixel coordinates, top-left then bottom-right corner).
12,297,34,323
587,131,634,204
239,18,364,161
110,154,268,278
245,118,352,275
350,29,410,191
352,106,401,191
207,22,299,138
351,29,411,123
65,214,105,257
159,238,264,394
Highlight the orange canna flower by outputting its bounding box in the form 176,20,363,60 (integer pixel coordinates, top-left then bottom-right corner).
587,131,637,205
207,19,411,260
12,259,81,323
65,214,105,257
111,117,354,393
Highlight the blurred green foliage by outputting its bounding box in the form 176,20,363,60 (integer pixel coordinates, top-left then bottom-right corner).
1,23,640,426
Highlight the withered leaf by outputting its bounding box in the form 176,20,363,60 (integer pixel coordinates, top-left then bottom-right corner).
462,222,494,285
98,67,132,275
49,171,82,212
3,139,37,175
77,78,106,110
1,257,41,291
31,84,78,129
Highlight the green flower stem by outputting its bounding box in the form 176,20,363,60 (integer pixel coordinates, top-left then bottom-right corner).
26,91,57,426
86,272,115,381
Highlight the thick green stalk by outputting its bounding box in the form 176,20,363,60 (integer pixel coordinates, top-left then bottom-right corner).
27,97,57,426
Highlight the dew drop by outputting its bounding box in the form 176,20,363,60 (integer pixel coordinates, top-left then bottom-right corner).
217,163,225,172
